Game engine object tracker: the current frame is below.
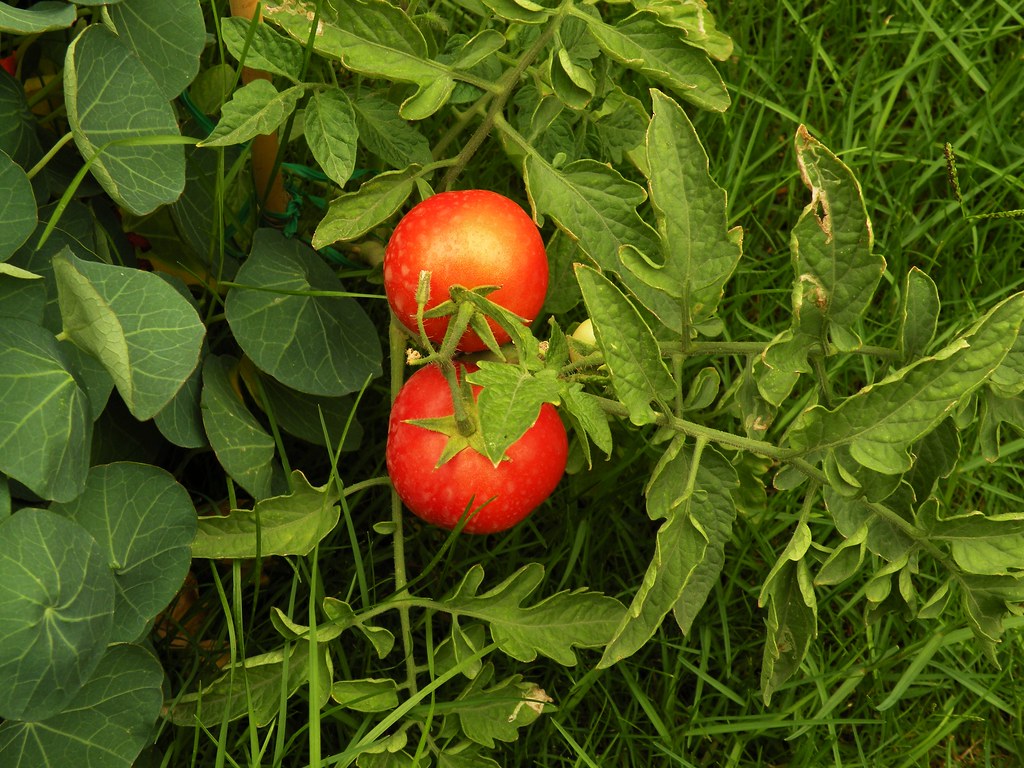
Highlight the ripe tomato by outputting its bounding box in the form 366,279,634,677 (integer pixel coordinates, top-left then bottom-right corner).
386,364,568,534
383,190,548,352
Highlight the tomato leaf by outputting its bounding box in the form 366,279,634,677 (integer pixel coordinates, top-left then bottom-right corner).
575,263,675,425
620,90,742,338
192,469,339,558
758,523,817,705
221,16,305,82
789,291,1024,474
599,441,738,667
898,267,940,364
469,364,562,464
199,80,305,148
313,166,420,246
444,563,626,666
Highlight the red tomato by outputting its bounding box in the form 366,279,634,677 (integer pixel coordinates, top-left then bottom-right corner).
383,190,548,352
386,364,568,534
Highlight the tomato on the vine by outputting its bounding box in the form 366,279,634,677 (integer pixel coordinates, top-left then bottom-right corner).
386,363,568,534
383,189,548,352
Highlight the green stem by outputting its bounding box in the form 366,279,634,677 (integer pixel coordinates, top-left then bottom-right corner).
388,319,419,697
440,10,563,190
25,131,75,180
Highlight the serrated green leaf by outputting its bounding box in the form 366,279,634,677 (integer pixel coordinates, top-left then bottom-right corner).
400,76,456,120
0,509,115,722
450,29,506,69
0,643,163,768
0,319,92,502
622,90,741,336
824,486,917,562
758,523,817,705
0,1,75,34
790,126,884,351
0,150,35,261
322,598,396,658
577,11,729,112
632,0,734,60
200,80,305,147
264,0,454,117
64,25,185,215
899,267,940,363
332,678,399,712
444,563,625,665
599,441,737,667
479,0,550,23
200,354,279,500
350,93,432,169
50,463,196,643
959,573,1024,657
468,364,562,464
305,89,359,186
104,0,206,99
919,503,1024,575
559,383,613,459
791,292,1024,474
575,264,675,425
225,229,382,395
313,166,419,245
193,469,339,558
165,640,331,727
453,670,550,748
221,16,305,81
54,248,205,421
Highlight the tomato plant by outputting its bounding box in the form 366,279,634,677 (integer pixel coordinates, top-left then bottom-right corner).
383,190,548,352
386,363,568,534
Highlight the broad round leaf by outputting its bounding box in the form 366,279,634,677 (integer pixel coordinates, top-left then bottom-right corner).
0,509,115,722
64,24,185,215
0,643,163,767
0,1,76,34
0,74,42,173
0,319,92,502
104,0,206,100
0,150,36,261
50,463,198,643
225,229,382,396
201,354,279,500
53,248,205,421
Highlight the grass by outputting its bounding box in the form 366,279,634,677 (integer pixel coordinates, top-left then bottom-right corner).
148,1,1024,765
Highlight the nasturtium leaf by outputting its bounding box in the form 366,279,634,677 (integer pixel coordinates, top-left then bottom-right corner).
899,267,940,363
575,264,675,425
50,463,196,643
468,365,563,464
305,90,359,187
64,24,185,215
166,640,331,727
256,371,363,449
599,441,738,667
0,479,7,520
0,72,43,171
200,80,305,147
444,563,625,666
0,150,35,261
0,509,115,722
577,11,730,112
758,523,817,705
622,90,741,336
154,360,206,448
226,229,382,396
221,16,305,81
790,292,1024,474
193,469,340,559
0,643,164,768
0,319,91,502
0,1,76,34
200,354,278,500
350,92,432,170
53,248,205,421
332,678,400,712
104,0,206,99
313,166,419,246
